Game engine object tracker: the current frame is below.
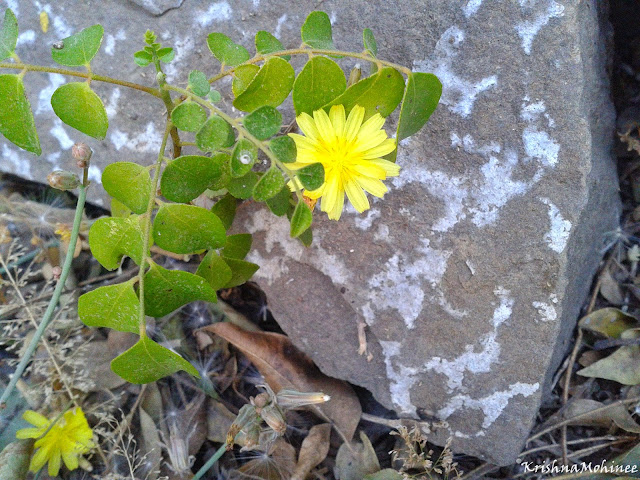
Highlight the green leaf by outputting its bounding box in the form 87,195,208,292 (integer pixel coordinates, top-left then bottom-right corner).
111,336,199,384
290,201,312,238
211,194,237,230
78,280,139,333
266,186,291,216
110,198,132,218
0,9,18,62
196,250,233,290
364,469,403,480
579,308,638,339
222,257,259,288
102,162,151,214
51,82,108,139
301,11,333,50
363,28,378,57
243,106,282,140
171,101,207,132
51,24,103,66
0,440,32,480
396,72,442,143
157,47,174,63
255,31,290,60
208,89,222,103
296,163,324,191
188,69,210,97
88,216,143,270
232,64,260,97
227,172,259,199
195,115,234,152
231,138,257,178
153,204,226,254
144,262,217,317
208,153,232,190
233,57,295,112
161,155,226,203
269,136,297,164
298,225,313,246
253,167,285,202
293,56,346,115
207,32,250,67
0,75,40,155
323,67,405,119
133,50,152,67
222,233,252,260
578,329,640,385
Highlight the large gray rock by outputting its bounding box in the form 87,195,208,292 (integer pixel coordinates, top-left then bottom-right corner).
0,0,620,465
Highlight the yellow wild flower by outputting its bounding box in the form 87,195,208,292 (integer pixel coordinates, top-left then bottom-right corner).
288,104,399,220
16,407,94,476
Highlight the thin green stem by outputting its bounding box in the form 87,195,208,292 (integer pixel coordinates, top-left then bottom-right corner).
136,121,172,337
192,443,227,480
208,48,410,84
164,84,303,202
0,62,160,97
0,183,87,407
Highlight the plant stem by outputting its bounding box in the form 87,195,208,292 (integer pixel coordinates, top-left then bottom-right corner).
192,443,227,480
208,47,411,84
136,122,172,337
0,183,87,407
164,84,303,202
0,62,160,97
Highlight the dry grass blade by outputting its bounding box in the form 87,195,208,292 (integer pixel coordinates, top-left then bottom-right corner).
203,322,362,442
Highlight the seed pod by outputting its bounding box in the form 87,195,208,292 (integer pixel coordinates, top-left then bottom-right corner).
276,389,331,409
259,403,287,435
347,66,362,86
72,142,92,168
252,392,270,410
47,170,80,191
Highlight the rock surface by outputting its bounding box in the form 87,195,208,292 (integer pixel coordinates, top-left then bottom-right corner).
0,0,620,465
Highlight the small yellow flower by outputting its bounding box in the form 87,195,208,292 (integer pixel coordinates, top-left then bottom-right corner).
16,408,95,476
288,104,399,220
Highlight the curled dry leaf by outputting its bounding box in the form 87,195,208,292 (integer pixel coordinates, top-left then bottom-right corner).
207,398,237,444
599,268,625,305
291,423,332,480
578,329,640,385
545,398,640,433
335,431,381,480
203,322,362,441
139,407,162,480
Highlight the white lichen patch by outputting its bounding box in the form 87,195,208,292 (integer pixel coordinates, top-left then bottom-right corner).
110,122,162,153
522,127,559,167
462,0,484,17
1,144,32,179
104,88,121,117
36,73,66,115
274,14,287,39
196,1,232,27
49,120,74,150
380,340,419,416
438,382,539,432
104,30,126,56
532,293,558,322
424,288,513,391
162,34,195,81
17,30,35,46
541,198,571,252
414,26,497,118
244,209,352,286
87,165,102,184
367,239,451,329
354,209,380,230
46,152,60,166
515,0,565,55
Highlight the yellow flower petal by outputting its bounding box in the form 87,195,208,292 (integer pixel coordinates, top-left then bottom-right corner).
351,162,387,179
329,105,346,137
16,427,46,439
345,179,370,212
30,443,51,472
313,108,335,144
62,450,79,471
356,176,388,197
358,113,386,138
369,158,400,176
352,130,389,154
361,139,397,159
344,105,365,143
288,133,317,151
47,448,62,477
296,113,320,141
23,410,50,428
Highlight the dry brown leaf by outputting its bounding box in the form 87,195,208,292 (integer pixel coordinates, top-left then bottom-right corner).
335,431,381,480
139,407,162,480
547,398,640,433
204,322,362,441
207,398,237,444
600,268,625,305
235,438,297,479
291,423,332,480
76,340,127,391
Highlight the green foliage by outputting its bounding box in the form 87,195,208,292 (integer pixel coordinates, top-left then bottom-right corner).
160,155,226,203
196,115,235,152
222,257,260,288
171,101,207,132
301,11,334,50
222,234,252,260
196,250,233,290
134,30,173,67
51,25,104,67
144,262,218,317
111,335,199,384
231,138,257,178
153,204,226,254
363,28,378,57
232,64,260,97
207,32,250,66
78,280,139,333
0,75,40,154
255,31,290,60
297,163,325,191
228,172,259,199
243,106,282,140
102,162,152,214
210,194,237,230
89,217,143,270
290,201,313,238
51,82,109,139
395,72,442,144
233,57,295,112
253,167,285,202
269,136,297,164
266,186,292,216
188,69,210,96
293,56,346,115
0,9,18,62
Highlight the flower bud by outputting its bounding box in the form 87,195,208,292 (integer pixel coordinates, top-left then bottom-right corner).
47,170,80,191
348,66,362,87
252,392,270,410
275,389,331,409
236,422,261,450
259,403,287,435
72,142,92,168
156,72,166,86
